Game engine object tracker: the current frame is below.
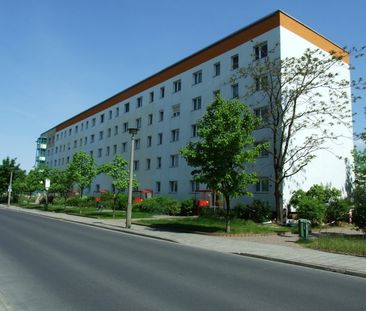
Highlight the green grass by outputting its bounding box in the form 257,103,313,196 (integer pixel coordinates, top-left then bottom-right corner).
136,217,289,234
298,235,366,256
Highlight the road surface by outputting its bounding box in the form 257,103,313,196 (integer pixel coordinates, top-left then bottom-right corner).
0,208,365,310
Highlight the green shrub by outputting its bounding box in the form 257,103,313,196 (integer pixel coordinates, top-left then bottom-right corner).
180,198,195,216
138,197,181,215
325,198,350,223
200,207,227,218
66,196,95,208
295,196,325,225
353,186,366,233
235,200,271,223
115,193,128,210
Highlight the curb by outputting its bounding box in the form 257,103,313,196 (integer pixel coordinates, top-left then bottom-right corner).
234,252,366,279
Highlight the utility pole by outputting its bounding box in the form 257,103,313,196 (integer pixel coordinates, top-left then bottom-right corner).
7,171,13,206
126,128,139,229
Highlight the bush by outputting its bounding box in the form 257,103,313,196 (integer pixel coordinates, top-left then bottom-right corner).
325,198,350,223
353,186,366,233
295,196,325,225
66,196,95,208
180,198,195,216
138,197,181,215
115,193,128,210
200,207,227,218
235,200,271,223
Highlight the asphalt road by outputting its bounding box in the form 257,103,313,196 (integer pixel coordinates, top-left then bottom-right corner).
0,208,365,311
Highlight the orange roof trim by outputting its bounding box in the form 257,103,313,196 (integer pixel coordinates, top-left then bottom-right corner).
53,10,348,132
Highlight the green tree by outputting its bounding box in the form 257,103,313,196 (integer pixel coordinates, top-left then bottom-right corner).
0,157,26,199
235,46,364,222
49,169,73,205
180,96,264,233
67,151,97,198
98,155,138,216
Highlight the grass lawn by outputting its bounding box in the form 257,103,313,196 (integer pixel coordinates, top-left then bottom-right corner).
136,217,289,235
298,235,366,257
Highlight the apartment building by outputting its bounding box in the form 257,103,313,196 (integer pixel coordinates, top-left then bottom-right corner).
36,10,353,207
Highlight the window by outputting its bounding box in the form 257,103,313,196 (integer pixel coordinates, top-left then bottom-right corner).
79,138,82,147
172,104,180,117
98,148,102,158
146,158,151,170
135,139,140,150
170,154,179,167
192,96,202,110
254,42,268,60
231,54,239,69
92,118,96,127
156,157,162,169
81,123,84,131
255,75,269,91
66,156,70,164
169,181,178,193
113,144,117,155
74,140,77,148
147,135,152,147
173,79,181,92
171,129,179,142
114,125,118,136
106,146,110,156
149,91,154,103
124,102,130,113
137,96,143,108
231,83,239,98
91,134,95,143
159,110,164,121
254,106,270,125
255,141,270,157
107,128,111,138
135,118,142,129
191,180,200,192
155,181,161,193
115,107,120,117
84,137,88,145
75,125,78,133
90,150,93,157
148,114,153,125
191,124,198,137
213,89,220,99
99,131,104,140
193,70,202,84
256,178,270,192
86,120,89,129
109,110,112,120
69,129,72,136
214,62,220,76
67,142,71,150
133,160,139,171
100,114,105,123
123,122,129,132
158,133,163,145
160,86,165,98
121,142,127,153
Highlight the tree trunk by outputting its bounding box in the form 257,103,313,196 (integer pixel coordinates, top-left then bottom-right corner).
225,195,231,233
274,179,283,224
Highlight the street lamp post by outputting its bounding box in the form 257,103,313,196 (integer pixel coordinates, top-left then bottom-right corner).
7,171,13,207
126,128,139,229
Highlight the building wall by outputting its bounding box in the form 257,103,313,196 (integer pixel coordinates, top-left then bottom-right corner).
39,11,352,208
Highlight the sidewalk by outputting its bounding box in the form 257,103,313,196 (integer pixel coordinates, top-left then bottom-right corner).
2,204,366,278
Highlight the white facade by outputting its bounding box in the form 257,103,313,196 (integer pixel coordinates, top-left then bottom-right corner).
38,11,353,208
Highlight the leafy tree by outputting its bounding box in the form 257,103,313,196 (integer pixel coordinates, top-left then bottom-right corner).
98,155,138,216
49,169,73,205
180,96,264,233
67,151,97,198
235,45,364,222
0,157,26,198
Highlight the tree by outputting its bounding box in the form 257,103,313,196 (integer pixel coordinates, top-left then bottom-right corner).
49,169,73,205
180,96,264,233
234,45,364,222
0,157,26,197
67,151,97,198
98,155,138,216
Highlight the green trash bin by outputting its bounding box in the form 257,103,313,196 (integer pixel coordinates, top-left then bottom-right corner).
298,219,311,240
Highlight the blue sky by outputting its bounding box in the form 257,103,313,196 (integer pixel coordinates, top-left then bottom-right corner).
0,0,365,172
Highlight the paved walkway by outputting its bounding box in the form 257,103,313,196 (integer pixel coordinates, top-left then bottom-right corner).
2,204,366,278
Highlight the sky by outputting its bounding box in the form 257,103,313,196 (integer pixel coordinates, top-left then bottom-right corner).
0,0,365,172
